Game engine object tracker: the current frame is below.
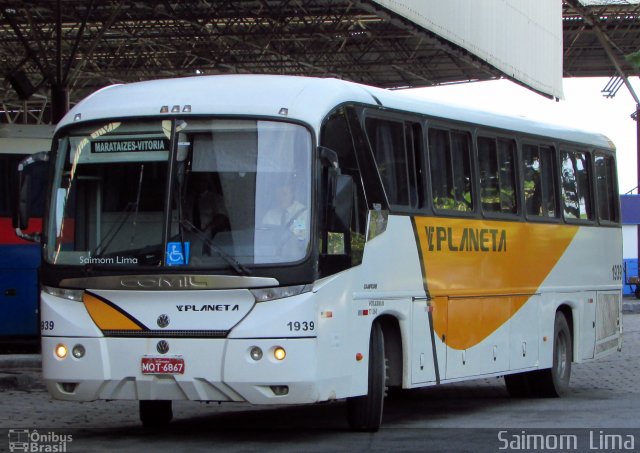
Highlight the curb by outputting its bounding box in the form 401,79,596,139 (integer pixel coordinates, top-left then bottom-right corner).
0,371,42,390
0,354,41,371
0,354,43,390
623,302,640,314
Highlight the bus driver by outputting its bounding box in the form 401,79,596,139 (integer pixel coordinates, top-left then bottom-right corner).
262,177,308,254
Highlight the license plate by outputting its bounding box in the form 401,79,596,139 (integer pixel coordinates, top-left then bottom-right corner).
141,356,185,375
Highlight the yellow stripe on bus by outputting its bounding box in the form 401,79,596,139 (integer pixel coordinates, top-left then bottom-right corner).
414,217,578,350
83,293,144,331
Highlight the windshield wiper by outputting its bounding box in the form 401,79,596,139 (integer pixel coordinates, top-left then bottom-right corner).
91,164,146,257
90,201,136,257
129,163,145,246
180,219,252,276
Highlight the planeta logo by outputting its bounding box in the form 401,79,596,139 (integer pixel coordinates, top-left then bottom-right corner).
425,226,507,252
176,304,240,312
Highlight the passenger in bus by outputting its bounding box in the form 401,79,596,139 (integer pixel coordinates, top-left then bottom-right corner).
190,172,230,255
525,168,542,216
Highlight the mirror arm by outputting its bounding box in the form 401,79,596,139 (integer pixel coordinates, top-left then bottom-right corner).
15,228,41,243
319,146,339,169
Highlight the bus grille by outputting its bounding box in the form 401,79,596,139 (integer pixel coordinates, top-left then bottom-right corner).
102,329,229,338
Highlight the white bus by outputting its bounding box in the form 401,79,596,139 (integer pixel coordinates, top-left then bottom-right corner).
23,75,622,431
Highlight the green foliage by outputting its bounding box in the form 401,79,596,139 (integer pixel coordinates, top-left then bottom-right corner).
327,232,345,255
351,232,365,266
433,191,471,211
625,50,640,69
325,231,365,266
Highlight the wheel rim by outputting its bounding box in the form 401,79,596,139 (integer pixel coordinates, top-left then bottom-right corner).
555,329,568,379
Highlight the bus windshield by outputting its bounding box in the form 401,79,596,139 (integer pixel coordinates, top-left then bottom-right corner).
46,119,312,269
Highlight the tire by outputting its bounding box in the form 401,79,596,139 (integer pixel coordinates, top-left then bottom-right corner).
346,322,386,432
530,312,572,397
140,400,173,428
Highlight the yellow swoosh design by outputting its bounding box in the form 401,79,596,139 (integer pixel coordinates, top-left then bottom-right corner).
83,292,145,331
413,217,578,350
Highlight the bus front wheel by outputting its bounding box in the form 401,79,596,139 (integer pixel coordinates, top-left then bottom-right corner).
140,400,173,428
346,321,386,432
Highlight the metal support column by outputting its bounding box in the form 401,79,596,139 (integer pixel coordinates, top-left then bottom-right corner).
51,0,68,123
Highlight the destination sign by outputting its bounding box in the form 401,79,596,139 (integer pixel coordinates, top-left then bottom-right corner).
91,138,169,153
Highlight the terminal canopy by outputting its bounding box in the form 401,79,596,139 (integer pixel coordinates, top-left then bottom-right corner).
0,1,638,123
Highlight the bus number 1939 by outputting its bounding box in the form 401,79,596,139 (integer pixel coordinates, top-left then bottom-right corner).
612,264,623,281
287,321,315,332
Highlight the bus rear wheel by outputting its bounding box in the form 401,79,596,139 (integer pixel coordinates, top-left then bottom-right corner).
346,321,386,432
531,312,572,397
140,400,173,428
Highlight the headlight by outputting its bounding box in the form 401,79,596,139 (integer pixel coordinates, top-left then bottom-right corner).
55,344,68,359
249,346,263,361
72,344,86,359
250,284,312,302
273,347,286,361
43,286,84,302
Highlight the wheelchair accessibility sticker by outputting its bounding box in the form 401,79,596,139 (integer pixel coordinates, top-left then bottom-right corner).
166,242,190,266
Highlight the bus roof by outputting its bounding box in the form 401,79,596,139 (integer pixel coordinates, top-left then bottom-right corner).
59,75,613,150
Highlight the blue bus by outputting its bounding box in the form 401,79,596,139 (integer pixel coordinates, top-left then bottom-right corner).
0,124,53,341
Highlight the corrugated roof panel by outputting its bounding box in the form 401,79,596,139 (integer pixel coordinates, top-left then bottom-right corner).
372,0,563,98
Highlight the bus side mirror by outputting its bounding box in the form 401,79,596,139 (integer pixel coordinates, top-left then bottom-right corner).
14,151,48,242
318,145,353,232
319,146,339,169
17,173,31,229
328,174,354,233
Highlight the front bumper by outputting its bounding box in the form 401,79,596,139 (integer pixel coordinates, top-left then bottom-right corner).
42,336,321,404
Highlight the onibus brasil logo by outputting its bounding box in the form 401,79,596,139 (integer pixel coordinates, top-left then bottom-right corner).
8,429,73,452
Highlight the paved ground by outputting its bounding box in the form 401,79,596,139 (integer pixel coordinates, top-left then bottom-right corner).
623,295,640,313
0,313,638,452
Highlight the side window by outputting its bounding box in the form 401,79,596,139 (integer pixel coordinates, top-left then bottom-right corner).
0,154,34,218
406,122,424,208
365,117,422,209
595,152,619,223
321,108,368,265
561,149,593,221
0,156,9,217
523,144,557,218
477,136,517,214
428,128,473,212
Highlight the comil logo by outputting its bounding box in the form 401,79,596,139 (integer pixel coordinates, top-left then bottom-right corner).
8,429,73,452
